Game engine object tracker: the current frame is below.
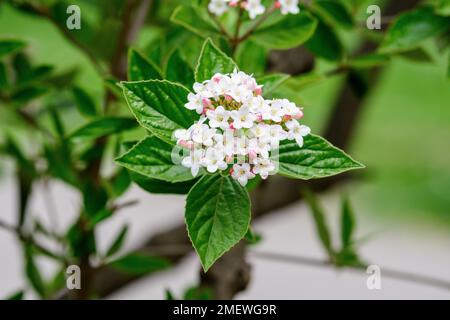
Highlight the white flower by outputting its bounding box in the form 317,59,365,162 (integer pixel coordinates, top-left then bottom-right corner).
211,73,233,96
267,124,287,145
235,136,249,156
185,93,203,114
249,123,269,139
192,124,216,147
174,128,190,144
245,95,266,113
245,0,265,19
230,106,256,129
262,100,284,122
208,0,229,16
193,82,214,98
182,149,204,177
286,120,310,147
228,84,252,102
206,106,230,129
280,98,299,116
279,0,300,15
252,158,275,179
202,148,227,173
231,163,255,186
222,130,236,156
248,138,270,159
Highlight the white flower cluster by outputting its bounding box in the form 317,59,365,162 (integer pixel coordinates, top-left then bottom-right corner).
174,70,310,187
208,0,300,20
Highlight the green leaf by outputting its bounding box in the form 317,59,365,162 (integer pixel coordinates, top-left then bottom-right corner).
109,169,131,198
106,225,129,258
109,252,170,275
341,196,355,249
448,51,450,78
185,174,251,271
0,39,26,58
129,170,198,194
195,39,237,83
12,52,32,83
121,80,197,143
87,208,113,228
435,0,450,17
257,73,290,96
235,40,267,74
6,290,24,300
276,134,364,180
244,228,262,245
11,86,48,104
67,117,138,142
171,5,219,38
397,48,433,63
250,12,318,50
312,0,354,28
116,136,195,183
184,286,214,300
0,62,9,89
24,246,46,298
166,49,194,89
304,18,343,61
380,7,450,53
302,188,334,257
72,86,97,118
128,48,163,81
165,289,176,300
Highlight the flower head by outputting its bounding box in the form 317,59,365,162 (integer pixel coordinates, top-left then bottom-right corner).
177,71,310,186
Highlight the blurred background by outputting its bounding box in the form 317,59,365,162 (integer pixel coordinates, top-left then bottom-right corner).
0,0,449,299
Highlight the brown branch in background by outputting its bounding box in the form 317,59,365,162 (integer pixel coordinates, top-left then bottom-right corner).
251,251,450,292
111,0,153,80
200,243,251,300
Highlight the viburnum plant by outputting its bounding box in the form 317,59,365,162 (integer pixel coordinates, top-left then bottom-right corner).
2,0,449,299
116,38,364,271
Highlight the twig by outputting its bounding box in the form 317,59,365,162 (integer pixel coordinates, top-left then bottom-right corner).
251,251,450,292
208,11,233,40
0,219,66,262
109,199,139,213
237,4,276,43
231,6,245,56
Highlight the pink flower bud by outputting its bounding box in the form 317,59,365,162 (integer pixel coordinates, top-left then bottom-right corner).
229,0,238,7
248,150,257,159
229,168,234,175
254,87,263,96
178,140,187,147
225,94,233,102
229,122,236,130
293,110,304,119
186,141,194,149
213,75,222,83
256,114,263,122
275,1,281,9
283,115,292,121
226,155,234,163
202,98,212,107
